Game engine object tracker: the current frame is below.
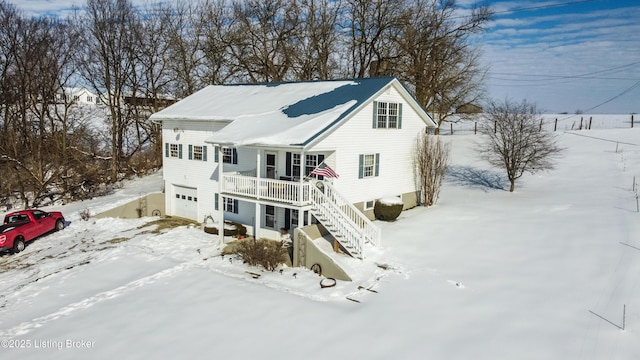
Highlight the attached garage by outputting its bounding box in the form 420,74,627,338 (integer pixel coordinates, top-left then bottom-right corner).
172,185,198,220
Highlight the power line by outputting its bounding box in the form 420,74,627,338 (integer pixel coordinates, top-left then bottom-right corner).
488,61,640,84
582,80,640,113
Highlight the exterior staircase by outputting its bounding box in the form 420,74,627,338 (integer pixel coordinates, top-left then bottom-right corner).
307,181,380,259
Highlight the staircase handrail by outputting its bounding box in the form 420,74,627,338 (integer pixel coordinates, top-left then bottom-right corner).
308,184,364,258
319,181,381,247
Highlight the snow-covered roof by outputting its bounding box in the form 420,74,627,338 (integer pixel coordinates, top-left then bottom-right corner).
149,77,436,148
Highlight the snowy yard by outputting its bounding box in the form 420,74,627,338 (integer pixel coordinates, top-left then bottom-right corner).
1,128,639,359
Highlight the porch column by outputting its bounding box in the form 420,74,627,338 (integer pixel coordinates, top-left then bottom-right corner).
256,151,261,200
298,149,305,206
255,151,261,238
216,145,224,246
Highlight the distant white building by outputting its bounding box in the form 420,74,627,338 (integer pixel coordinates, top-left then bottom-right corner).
58,87,100,105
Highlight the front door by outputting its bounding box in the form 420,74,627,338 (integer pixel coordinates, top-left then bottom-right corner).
266,153,277,179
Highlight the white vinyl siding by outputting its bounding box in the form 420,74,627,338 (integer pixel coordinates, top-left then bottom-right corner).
312,84,427,205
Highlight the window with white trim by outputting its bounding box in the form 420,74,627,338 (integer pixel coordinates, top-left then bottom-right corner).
374,101,401,129
358,153,380,178
165,143,182,159
265,205,275,228
223,197,236,213
193,146,203,161
222,147,237,164
214,194,238,214
363,154,375,177
364,200,375,210
305,154,319,178
188,145,207,161
292,153,301,177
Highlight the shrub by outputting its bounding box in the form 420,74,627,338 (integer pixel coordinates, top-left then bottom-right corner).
374,198,403,221
415,133,450,206
234,238,287,271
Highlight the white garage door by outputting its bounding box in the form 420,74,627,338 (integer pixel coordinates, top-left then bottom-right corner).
173,185,198,220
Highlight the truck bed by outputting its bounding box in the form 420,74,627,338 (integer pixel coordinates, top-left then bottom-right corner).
1,221,29,234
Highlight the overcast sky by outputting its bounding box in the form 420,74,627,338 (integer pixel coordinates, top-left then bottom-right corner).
7,0,640,114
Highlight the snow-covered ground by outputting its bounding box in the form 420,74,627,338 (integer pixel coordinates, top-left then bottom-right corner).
1,128,639,359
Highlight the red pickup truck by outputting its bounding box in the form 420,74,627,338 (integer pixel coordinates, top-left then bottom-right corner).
0,209,65,254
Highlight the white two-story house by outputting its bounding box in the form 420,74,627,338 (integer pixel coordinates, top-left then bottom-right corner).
149,77,437,259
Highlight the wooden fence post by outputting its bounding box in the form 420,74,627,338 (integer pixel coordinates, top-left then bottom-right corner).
539,118,543,131
580,116,583,130
450,123,453,135
632,114,634,128
554,118,558,131
474,122,477,135
494,120,497,134
589,116,592,130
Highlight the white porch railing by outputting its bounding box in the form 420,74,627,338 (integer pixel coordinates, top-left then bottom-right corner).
221,174,308,205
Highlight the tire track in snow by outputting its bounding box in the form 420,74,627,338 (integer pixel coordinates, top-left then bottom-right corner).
0,262,192,339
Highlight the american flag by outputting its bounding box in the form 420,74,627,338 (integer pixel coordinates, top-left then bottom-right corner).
310,162,340,178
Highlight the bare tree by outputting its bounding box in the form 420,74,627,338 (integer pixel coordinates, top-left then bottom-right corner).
396,0,491,133
200,0,236,85
0,3,85,207
226,0,302,82
415,132,451,206
479,99,564,192
165,0,211,97
77,0,138,181
294,0,342,80
343,0,401,78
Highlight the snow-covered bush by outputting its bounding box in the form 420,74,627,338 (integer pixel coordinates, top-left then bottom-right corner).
374,197,403,221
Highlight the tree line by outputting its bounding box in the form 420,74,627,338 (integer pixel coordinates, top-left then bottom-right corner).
0,0,491,208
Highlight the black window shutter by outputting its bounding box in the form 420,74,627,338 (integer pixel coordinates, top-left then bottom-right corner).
178,144,183,159
214,193,219,210
286,152,292,177
358,154,364,179
375,153,380,176
203,146,207,161
165,143,169,157
233,199,239,214
398,103,403,129
232,148,238,164
214,146,219,162
188,145,193,160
